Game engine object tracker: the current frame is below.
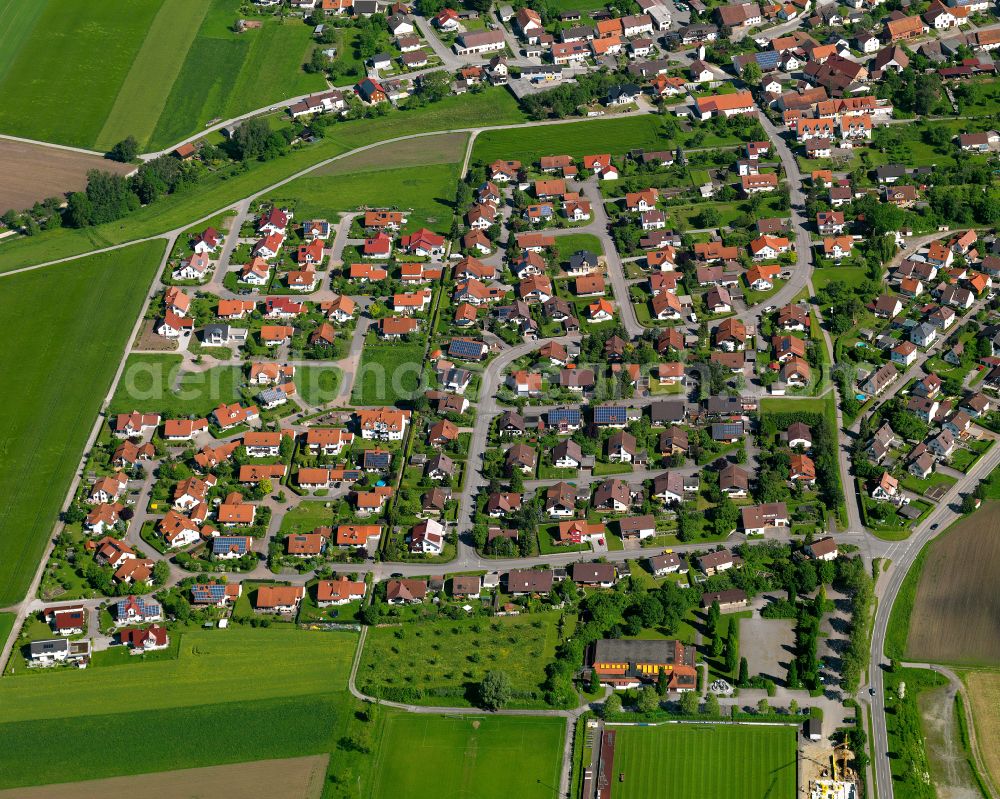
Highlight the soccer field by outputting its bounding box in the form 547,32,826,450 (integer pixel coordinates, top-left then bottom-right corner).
609,724,798,799
368,714,565,799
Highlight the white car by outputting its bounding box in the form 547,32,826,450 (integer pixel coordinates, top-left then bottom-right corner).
689,313,698,323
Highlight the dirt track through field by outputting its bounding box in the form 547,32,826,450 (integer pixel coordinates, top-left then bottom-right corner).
906,502,1000,667
314,132,468,176
0,139,134,212
0,755,329,799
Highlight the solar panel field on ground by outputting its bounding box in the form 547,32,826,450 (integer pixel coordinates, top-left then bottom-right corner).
609,723,798,799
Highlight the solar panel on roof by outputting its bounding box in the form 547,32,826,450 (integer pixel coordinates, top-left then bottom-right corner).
594,406,628,424
449,339,485,358
549,408,581,425
754,51,781,69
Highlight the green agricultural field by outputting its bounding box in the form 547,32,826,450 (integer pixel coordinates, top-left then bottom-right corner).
352,339,427,405
610,723,798,799
0,0,47,83
95,0,209,150
0,627,356,722
368,713,565,799
0,0,163,148
109,354,243,418
0,0,325,151
0,241,164,607
275,162,462,235
0,693,345,790
0,92,525,273
357,613,563,707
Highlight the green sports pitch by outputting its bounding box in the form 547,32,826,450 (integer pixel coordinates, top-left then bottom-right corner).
368,714,565,799
608,723,798,799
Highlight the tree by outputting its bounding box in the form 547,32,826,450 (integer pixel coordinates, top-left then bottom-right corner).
152,560,169,585
756,698,770,715
589,668,601,695
789,698,799,715
704,692,721,717
479,670,513,710
637,685,660,713
232,117,273,161
604,692,622,716
707,600,720,636
109,136,138,163
418,70,451,103
680,689,699,715
738,657,749,687
725,619,738,674
786,658,800,689
741,62,762,86
657,668,669,696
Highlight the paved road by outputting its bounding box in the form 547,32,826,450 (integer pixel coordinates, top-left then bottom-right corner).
867,440,1000,799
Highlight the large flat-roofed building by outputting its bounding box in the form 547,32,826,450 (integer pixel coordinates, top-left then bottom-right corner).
588,638,697,691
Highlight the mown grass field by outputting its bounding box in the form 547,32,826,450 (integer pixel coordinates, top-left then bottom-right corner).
357,613,563,707
610,724,798,799
109,353,242,418
369,713,565,799
0,628,357,723
0,0,325,151
0,92,525,273
0,241,165,606
0,694,345,790
906,502,1000,667
276,162,462,235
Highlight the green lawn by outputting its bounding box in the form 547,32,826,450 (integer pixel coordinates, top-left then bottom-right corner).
555,233,603,261
280,500,335,533
276,162,462,235
0,627,356,722
610,723,798,799
295,364,343,406
109,354,243,418
368,713,565,799
0,693,346,790
0,91,525,274
357,613,564,707
352,339,427,405
812,265,868,293
0,241,165,606
900,471,957,497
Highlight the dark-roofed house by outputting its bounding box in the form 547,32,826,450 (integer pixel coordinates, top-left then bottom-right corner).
805,536,839,561
701,588,749,612
649,552,681,576
593,479,630,511
506,569,554,595
697,549,736,576
572,562,618,587
618,514,655,540
386,578,428,604
741,502,790,535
